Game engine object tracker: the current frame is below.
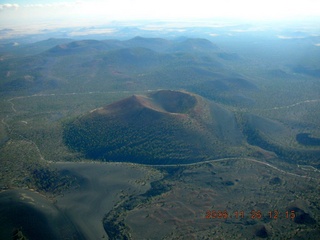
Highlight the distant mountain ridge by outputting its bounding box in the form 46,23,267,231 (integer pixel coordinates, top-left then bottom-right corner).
45,36,221,55
0,36,252,107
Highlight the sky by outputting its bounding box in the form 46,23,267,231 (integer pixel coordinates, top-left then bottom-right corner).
1,0,320,30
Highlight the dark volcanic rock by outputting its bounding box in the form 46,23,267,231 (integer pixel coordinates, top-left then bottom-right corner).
254,225,269,238
269,177,282,185
287,207,316,225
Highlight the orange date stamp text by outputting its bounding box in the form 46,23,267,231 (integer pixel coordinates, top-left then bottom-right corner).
205,210,296,220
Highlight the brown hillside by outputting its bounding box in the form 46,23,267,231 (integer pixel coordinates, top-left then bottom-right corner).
63,90,247,164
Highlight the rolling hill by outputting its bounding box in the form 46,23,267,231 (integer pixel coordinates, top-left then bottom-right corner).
0,37,253,100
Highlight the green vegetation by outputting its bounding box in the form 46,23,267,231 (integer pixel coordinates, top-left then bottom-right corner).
103,175,172,240
104,159,320,239
0,35,320,239
1,36,319,180
243,120,320,165
296,133,320,146
63,90,249,164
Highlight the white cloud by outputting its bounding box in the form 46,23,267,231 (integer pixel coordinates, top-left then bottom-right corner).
69,28,116,36
277,35,306,39
0,3,19,11
1,0,320,30
25,2,77,8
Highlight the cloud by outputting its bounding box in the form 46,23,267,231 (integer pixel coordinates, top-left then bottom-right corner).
0,4,19,11
277,35,306,39
68,28,116,36
25,2,77,8
1,0,320,31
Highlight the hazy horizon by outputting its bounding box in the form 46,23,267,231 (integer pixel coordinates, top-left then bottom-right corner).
1,0,320,31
